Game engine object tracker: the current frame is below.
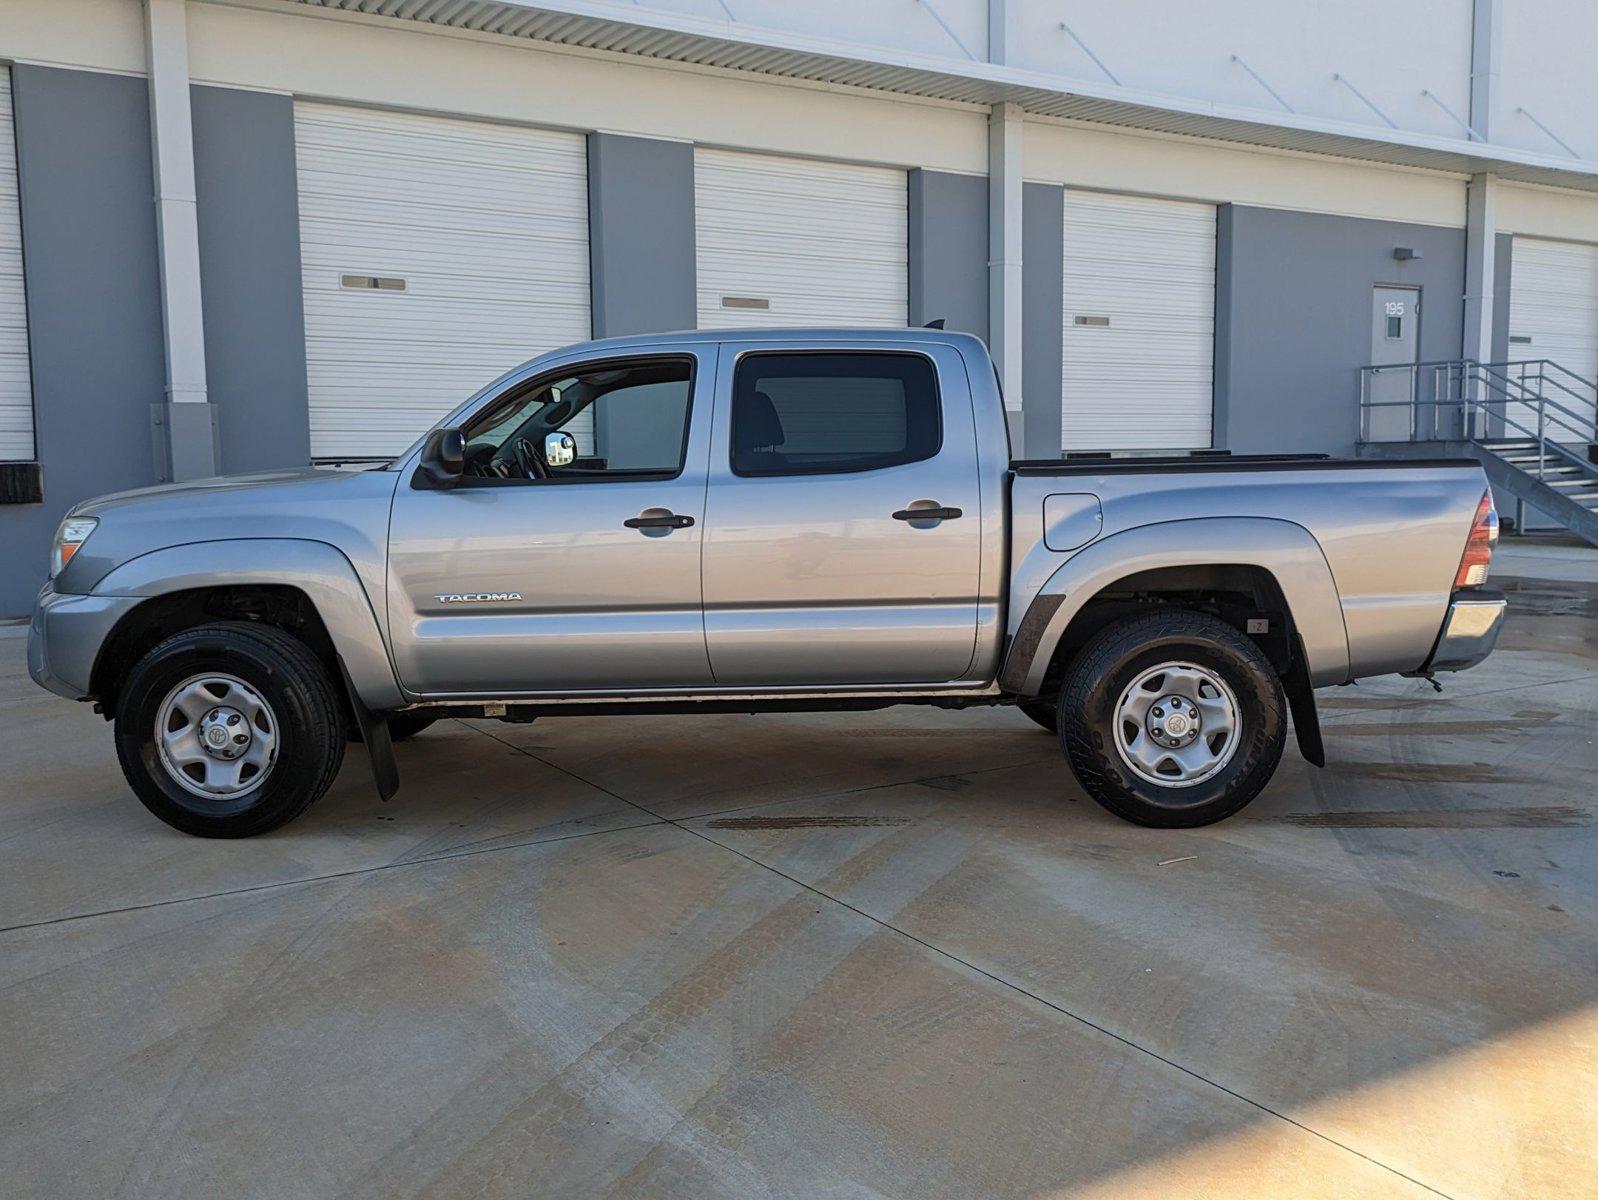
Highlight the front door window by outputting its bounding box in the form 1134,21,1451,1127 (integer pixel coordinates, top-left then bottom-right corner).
461,359,694,481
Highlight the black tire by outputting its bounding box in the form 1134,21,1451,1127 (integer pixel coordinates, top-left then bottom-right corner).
347,712,439,744
1017,700,1059,734
1057,609,1287,828
114,622,346,838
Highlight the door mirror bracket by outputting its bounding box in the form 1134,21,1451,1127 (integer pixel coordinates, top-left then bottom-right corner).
414,428,466,489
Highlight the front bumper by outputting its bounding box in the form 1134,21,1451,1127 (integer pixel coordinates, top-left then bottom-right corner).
1422,590,1507,673
27,584,143,701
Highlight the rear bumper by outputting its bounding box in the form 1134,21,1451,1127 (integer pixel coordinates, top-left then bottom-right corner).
1422,590,1506,673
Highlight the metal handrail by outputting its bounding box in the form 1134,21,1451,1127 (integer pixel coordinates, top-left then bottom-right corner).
1465,401,1597,472
1467,365,1596,437
1486,359,1598,425
1486,357,1597,394
1361,358,1595,415
1360,355,1597,404
1358,357,1598,446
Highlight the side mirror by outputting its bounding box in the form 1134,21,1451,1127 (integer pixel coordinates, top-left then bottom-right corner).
543,430,577,468
415,428,466,489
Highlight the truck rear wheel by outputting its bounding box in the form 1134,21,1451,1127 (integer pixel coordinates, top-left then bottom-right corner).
1057,609,1286,828
114,622,346,838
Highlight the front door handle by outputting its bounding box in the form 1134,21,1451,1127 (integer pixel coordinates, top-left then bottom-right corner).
892,505,963,522
624,511,694,530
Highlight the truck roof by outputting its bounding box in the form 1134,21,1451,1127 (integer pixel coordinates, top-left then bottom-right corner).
552,326,991,357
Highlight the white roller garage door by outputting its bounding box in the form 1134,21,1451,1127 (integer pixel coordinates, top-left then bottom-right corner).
295,103,590,460
694,149,906,330
1062,191,1216,451
1509,236,1598,385
0,67,35,463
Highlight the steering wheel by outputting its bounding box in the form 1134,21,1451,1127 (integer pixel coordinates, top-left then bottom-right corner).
512,436,549,480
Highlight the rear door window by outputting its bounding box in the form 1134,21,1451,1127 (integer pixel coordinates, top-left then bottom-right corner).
729,353,940,477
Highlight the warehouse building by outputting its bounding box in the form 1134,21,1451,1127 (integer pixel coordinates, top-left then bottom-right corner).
2,0,1596,615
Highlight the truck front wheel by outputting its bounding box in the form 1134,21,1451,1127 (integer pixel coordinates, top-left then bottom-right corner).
114,622,346,838
1057,610,1287,828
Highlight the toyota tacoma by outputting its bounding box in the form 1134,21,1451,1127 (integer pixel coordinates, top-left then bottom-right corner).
28,329,1506,836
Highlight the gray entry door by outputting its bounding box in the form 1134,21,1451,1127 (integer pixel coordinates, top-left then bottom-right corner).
1367,285,1420,441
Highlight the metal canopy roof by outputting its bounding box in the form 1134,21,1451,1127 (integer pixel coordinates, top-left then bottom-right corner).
281,0,1598,193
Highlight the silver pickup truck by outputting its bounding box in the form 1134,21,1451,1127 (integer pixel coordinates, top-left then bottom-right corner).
29,329,1506,838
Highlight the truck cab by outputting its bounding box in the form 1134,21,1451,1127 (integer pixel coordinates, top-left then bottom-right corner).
386,330,1006,696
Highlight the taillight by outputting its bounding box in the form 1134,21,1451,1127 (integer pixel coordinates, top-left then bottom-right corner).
1454,490,1499,589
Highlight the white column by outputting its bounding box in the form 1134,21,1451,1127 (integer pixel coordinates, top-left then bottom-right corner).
988,102,1023,419
144,0,208,409
987,0,1014,66
1463,0,1501,367
1469,0,1501,141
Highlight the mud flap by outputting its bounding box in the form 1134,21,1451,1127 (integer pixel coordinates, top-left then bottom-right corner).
337,656,399,801
1283,635,1325,768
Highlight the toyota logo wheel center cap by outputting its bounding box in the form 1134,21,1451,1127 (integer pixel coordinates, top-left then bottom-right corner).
1147,695,1201,748
198,707,253,760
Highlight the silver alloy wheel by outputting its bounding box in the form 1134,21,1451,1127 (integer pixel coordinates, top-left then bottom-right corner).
1111,661,1241,789
154,673,279,800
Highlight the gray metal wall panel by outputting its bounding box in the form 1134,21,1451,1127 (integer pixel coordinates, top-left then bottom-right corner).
192,85,310,474
587,133,695,337
1,67,163,617
907,168,987,341
1485,233,1553,527
1021,182,1064,459
1492,231,1512,364
1214,204,1236,448
1214,205,1465,457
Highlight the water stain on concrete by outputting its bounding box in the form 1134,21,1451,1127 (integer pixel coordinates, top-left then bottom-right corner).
1329,762,1529,783
1322,719,1551,737
705,815,914,830
1499,576,1598,618
834,728,1030,740
1316,694,1436,711
1274,806,1589,828
1498,577,1598,659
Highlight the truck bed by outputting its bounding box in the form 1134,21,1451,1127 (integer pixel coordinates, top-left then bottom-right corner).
1005,454,1488,684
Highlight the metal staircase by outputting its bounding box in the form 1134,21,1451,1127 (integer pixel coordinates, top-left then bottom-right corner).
1358,358,1598,546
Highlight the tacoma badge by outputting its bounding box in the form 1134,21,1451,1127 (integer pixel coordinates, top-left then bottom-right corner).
434,592,522,603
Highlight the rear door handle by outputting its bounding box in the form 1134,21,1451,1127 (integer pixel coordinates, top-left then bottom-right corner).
625,511,694,529
892,506,963,522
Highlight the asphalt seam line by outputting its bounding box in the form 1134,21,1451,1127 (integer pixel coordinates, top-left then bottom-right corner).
0,816,665,936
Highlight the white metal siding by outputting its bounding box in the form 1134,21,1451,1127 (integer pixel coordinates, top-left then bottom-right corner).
0,68,34,462
1509,236,1598,383
694,148,907,330
1061,191,1216,451
295,102,589,459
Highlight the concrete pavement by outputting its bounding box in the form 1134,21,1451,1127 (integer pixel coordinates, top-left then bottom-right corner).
1,562,1594,1199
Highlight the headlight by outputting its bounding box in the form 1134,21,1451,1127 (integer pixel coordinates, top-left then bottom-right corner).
51,516,98,578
